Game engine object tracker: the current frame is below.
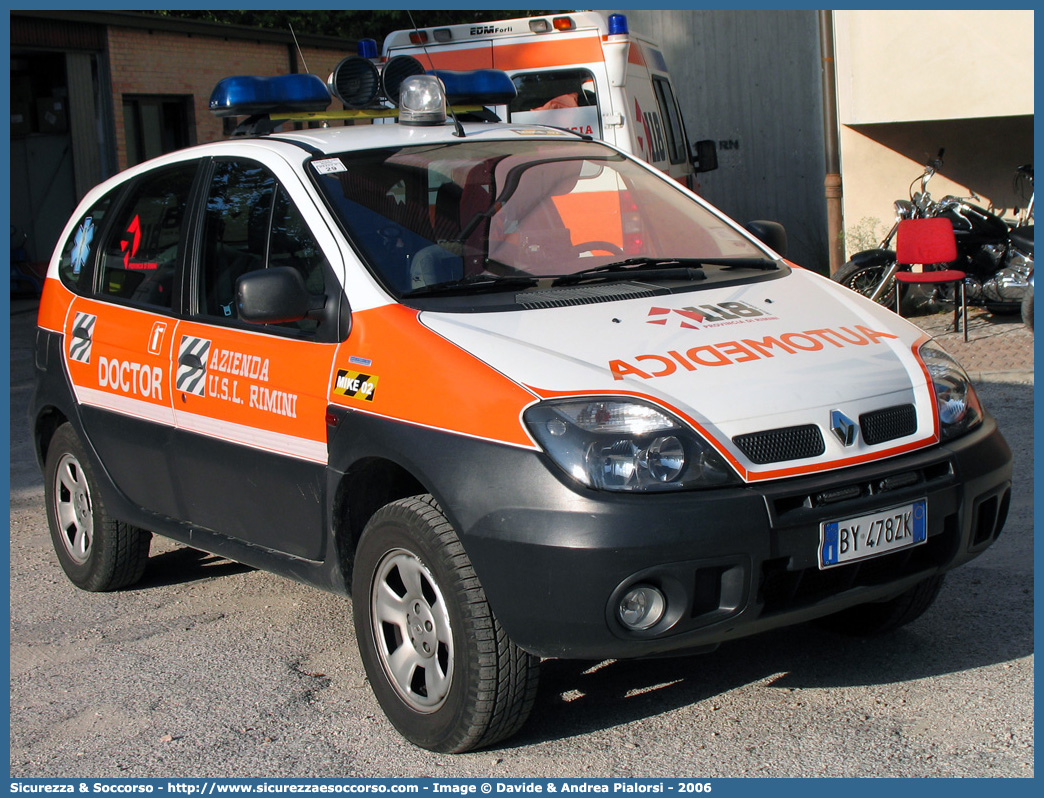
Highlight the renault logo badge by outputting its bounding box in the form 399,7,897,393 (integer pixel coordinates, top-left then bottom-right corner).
830,410,858,447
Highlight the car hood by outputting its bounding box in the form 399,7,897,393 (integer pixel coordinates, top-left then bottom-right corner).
420,269,940,480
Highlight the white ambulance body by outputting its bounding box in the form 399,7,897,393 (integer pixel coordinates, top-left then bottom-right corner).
382,12,715,188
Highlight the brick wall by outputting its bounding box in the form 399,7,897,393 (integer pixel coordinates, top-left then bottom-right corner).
107,26,352,171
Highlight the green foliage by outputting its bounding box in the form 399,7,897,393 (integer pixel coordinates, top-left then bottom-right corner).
844,216,886,257
144,10,551,46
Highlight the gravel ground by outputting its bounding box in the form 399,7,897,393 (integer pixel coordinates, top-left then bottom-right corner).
8,302,1034,779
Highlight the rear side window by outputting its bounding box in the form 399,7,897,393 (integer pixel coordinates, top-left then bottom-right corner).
98,163,197,310
652,77,688,166
57,191,118,294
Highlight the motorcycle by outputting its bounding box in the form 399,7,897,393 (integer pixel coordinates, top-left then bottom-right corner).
833,150,1034,315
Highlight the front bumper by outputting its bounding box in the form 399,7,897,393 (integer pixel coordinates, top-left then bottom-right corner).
454,418,1012,660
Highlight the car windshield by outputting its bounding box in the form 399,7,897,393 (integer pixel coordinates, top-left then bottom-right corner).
312,138,767,296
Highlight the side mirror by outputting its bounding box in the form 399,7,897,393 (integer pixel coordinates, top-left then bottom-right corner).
692,139,718,173
745,220,788,258
236,267,312,324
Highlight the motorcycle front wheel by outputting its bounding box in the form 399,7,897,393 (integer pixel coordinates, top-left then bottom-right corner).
833,258,897,306
833,258,928,315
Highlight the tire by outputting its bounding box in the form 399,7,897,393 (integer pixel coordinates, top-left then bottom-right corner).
833,257,928,315
353,495,539,753
43,423,151,592
1021,289,1034,331
816,574,945,636
833,257,898,308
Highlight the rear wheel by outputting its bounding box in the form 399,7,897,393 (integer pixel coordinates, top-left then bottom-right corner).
353,495,539,753
816,575,945,636
44,423,151,591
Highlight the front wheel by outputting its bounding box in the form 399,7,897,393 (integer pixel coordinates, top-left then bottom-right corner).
43,423,151,591
833,257,930,315
833,257,899,309
353,495,539,753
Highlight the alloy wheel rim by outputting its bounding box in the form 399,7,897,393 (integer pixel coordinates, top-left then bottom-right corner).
370,548,454,713
54,453,93,565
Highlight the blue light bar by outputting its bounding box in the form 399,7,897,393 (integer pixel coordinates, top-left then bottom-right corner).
357,38,378,59
209,74,330,117
608,14,629,35
427,69,517,105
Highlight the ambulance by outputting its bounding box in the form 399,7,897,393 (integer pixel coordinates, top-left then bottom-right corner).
31,70,1012,754
380,12,718,188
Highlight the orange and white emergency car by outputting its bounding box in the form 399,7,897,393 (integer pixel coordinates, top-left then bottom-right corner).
380,12,717,188
31,70,1012,754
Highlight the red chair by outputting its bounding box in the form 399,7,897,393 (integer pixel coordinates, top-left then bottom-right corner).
894,217,967,341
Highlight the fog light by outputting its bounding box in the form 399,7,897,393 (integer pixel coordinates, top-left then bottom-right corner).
618,585,666,630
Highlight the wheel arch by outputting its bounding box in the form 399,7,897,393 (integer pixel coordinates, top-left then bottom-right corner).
32,405,71,472
331,455,428,587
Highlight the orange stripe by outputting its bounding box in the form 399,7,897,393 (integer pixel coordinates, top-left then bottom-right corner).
331,305,538,448
38,277,73,332
741,437,937,482
406,36,605,72
627,41,647,67
492,37,604,70
909,332,940,438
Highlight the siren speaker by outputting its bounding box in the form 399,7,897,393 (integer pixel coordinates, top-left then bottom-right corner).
381,55,426,105
328,56,381,108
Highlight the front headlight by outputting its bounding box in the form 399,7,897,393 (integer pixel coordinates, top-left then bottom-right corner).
917,342,983,441
524,398,739,492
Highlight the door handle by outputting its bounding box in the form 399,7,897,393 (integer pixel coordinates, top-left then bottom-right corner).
178,352,204,370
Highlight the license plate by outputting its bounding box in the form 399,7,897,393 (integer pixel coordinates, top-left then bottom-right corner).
819,499,927,569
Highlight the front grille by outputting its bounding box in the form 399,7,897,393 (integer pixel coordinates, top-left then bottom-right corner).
860,404,917,445
733,424,825,464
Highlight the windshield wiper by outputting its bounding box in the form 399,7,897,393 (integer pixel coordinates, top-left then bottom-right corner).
403,274,538,298
551,256,779,286
552,257,705,286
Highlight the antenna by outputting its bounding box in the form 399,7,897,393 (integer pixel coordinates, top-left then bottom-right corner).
288,22,310,75
406,10,465,137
